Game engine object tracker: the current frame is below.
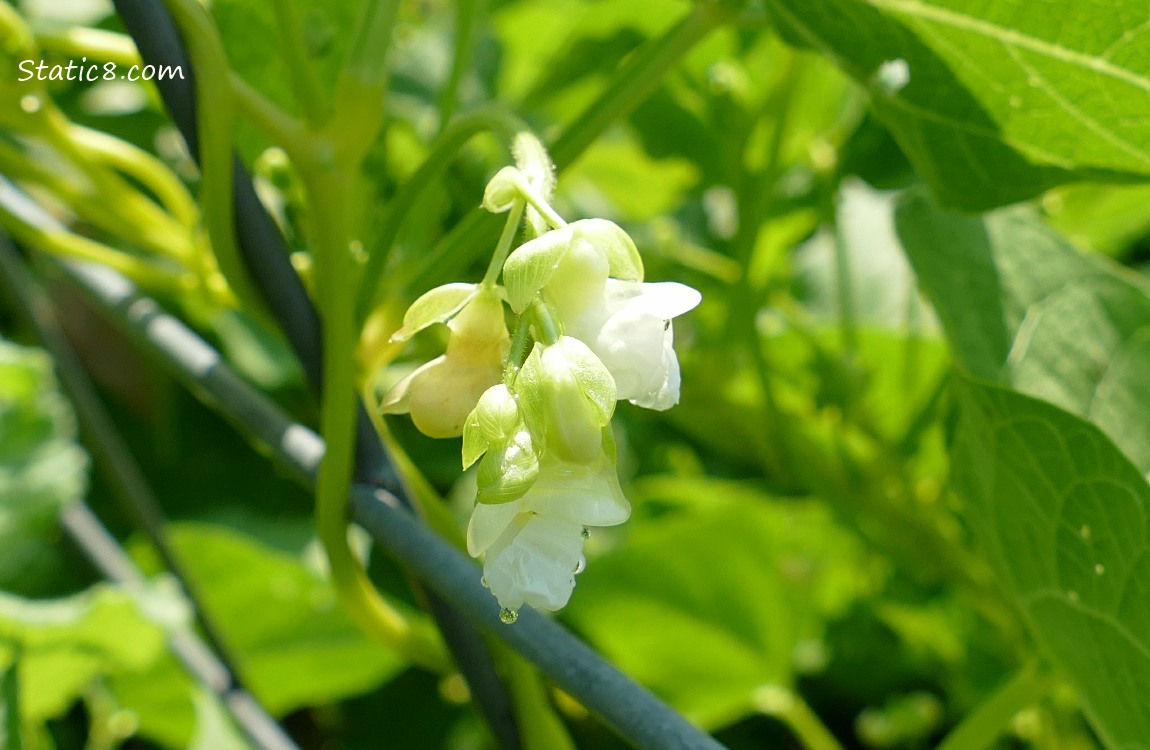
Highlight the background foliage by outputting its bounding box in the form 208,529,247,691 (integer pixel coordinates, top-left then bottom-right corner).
2,0,1150,748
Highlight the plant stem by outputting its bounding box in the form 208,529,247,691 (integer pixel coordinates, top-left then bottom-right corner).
270,0,328,126
549,1,729,169
0,204,186,292
31,26,140,67
438,0,484,129
161,0,258,310
936,664,1046,750
482,199,525,288
231,73,311,159
754,686,843,750
513,174,566,229
357,107,528,318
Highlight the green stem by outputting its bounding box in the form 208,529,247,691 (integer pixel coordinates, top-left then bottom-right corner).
0,141,186,263
438,0,484,129
0,205,187,292
161,0,259,311
357,107,528,318
270,0,328,126
549,1,729,169
308,164,448,672
831,221,858,358
232,74,311,159
513,174,566,230
69,125,199,231
482,199,525,288
325,0,399,160
754,686,843,750
31,26,139,67
505,650,576,750
935,664,1046,750
529,301,561,345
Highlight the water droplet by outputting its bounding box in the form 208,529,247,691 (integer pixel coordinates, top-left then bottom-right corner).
581,527,591,539
1080,525,1091,540
573,555,586,574
499,607,519,624
481,577,489,588
1094,564,1105,575
1067,590,1080,603
19,95,40,114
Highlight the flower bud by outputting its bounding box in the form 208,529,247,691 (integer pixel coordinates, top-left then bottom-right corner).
482,166,523,213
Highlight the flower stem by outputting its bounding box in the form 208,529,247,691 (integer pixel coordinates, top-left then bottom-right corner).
482,199,526,288
357,107,529,319
513,173,567,230
754,686,843,750
270,0,328,126
935,663,1046,750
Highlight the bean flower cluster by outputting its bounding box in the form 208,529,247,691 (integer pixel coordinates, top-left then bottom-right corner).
382,140,700,622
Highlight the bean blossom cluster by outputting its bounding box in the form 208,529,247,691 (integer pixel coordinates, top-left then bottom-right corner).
382,141,700,622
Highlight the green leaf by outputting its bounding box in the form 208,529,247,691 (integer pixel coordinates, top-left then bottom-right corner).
0,340,88,590
952,379,1150,748
566,480,880,730
0,586,167,723
897,191,1150,474
502,228,574,313
765,0,1150,208
122,524,406,717
391,283,477,342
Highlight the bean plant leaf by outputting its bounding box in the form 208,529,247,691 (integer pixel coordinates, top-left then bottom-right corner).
952,380,1150,747
0,586,168,723
566,479,880,730
896,190,1150,474
897,192,1150,745
0,340,88,589
764,0,1150,209
116,523,406,725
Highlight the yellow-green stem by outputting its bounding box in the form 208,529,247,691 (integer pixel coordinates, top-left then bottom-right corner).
308,159,447,671
481,199,525,288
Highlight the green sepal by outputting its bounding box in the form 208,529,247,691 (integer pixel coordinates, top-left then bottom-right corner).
572,219,643,282
390,283,476,342
553,336,616,424
476,430,540,504
462,384,520,469
502,228,574,312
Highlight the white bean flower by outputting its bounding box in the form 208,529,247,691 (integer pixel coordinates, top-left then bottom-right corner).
502,219,701,410
466,445,630,613
381,286,508,438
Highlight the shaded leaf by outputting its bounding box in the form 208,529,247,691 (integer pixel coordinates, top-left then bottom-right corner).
766,0,1150,208
953,379,1150,748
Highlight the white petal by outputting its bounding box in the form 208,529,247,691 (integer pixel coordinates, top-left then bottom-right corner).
527,458,631,527
593,311,668,404
466,500,525,557
606,280,701,320
627,324,681,411
482,515,585,611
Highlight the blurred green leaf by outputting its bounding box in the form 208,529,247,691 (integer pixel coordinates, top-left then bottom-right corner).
566,479,881,730
0,586,167,722
0,339,87,591
124,523,406,717
1041,182,1150,258
953,380,1150,748
897,191,1150,474
765,0,1150,208
0,654,19,750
